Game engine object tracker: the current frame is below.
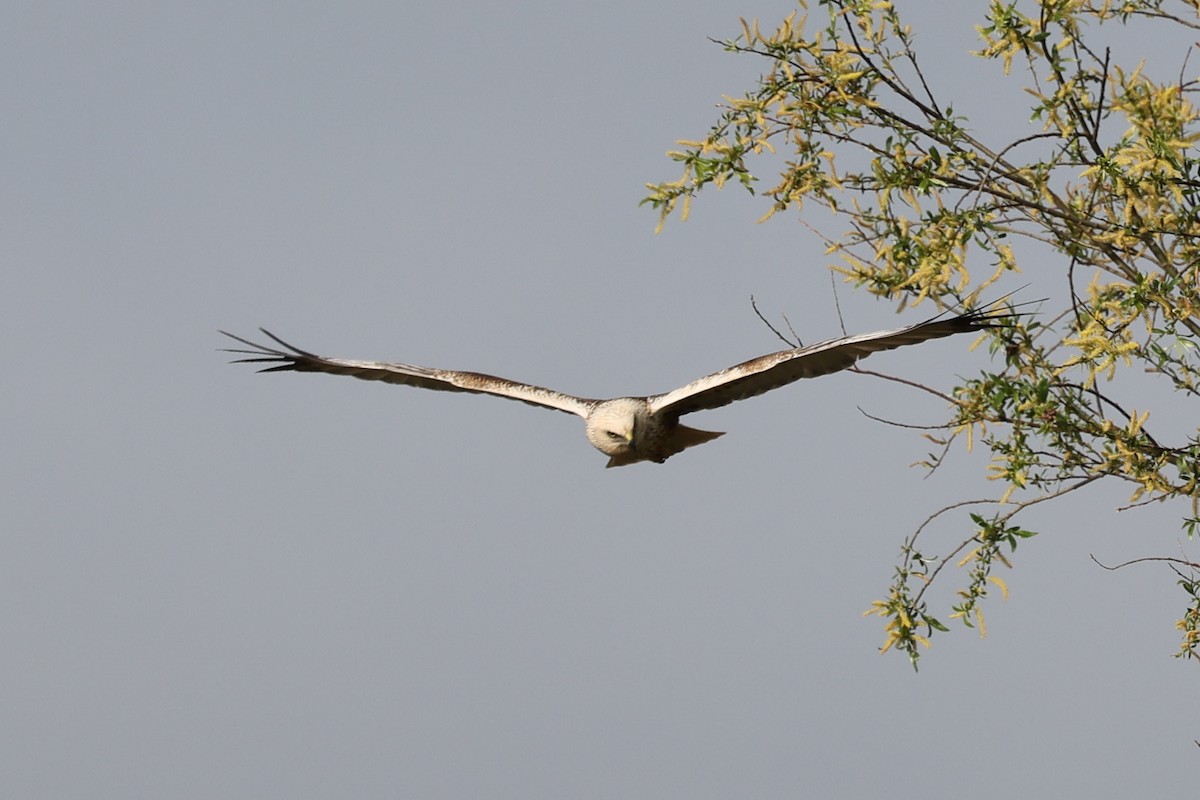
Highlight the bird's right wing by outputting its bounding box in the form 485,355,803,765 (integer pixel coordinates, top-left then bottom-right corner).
221,329,597,418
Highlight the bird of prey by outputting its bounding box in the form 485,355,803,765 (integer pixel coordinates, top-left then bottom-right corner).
221,303,1017,467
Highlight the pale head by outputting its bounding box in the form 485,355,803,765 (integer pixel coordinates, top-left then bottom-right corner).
584,397,653,458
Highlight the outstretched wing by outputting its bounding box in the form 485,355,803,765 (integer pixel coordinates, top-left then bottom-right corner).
648,303,1018,418
221,329,598,418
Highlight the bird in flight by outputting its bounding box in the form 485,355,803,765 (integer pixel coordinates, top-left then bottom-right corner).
221,302,1018,467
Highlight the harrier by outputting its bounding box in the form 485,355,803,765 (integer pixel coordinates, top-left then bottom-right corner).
221,303,1018,467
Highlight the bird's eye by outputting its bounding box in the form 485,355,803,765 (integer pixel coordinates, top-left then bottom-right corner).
607,431,625,440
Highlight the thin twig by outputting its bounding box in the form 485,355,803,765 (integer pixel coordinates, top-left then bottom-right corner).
906,498,1000,552
1090,554,1200,571
750,295,798,348
830,272,848,337
997,475,1103,521
781,313,802,346
919,435,958,481
848,366,960,405
856,407,948,430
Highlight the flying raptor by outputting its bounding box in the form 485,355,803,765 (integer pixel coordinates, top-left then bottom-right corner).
221,303,1017,467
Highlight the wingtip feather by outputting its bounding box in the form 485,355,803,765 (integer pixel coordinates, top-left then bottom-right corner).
256,328,317,358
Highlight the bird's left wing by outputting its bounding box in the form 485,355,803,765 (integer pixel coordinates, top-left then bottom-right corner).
221,329,597,418
647,304,1017,418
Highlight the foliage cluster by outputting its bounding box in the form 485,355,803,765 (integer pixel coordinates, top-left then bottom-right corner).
645,0,1200,667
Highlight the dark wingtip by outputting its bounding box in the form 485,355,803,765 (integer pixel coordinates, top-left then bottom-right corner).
956,292,1046,330
218,329,267,351
256,328,318,358
220,327,309,369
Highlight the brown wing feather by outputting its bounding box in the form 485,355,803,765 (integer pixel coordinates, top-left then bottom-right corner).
220,329,597,418
647,303,1018,418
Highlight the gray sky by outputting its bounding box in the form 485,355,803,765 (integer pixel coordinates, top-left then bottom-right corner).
4,2,1196,797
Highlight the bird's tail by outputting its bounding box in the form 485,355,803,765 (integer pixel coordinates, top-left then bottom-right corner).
654,425,726,464
604,425,726,468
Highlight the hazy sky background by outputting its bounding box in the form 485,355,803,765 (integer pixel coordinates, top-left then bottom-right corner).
4,2,1197,797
